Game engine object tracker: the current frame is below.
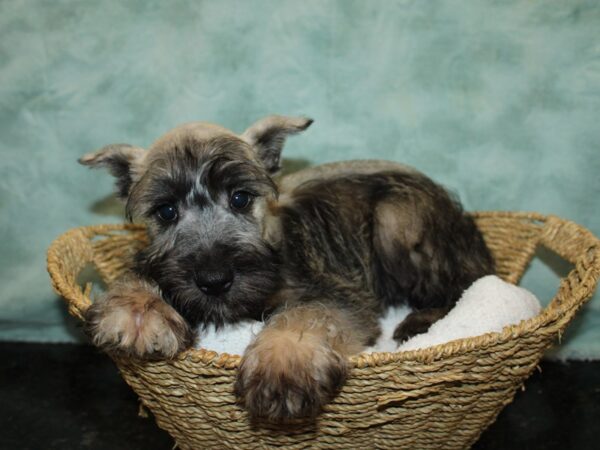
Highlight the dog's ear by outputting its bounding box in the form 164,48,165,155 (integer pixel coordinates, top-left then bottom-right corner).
79,144,145,199
242,115,313,173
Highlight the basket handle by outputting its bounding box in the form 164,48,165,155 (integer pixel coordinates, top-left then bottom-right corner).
47,227,97,321
539,215,600,318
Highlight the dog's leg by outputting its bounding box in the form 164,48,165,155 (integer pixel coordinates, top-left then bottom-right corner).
235,302,371,421
84,276,193,359
392,306,452,343
373,191,494,340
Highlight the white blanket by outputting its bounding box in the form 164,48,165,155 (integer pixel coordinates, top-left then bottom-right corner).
195,275,542,355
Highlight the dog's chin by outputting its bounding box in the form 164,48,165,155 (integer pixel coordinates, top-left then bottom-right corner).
160,278,276,329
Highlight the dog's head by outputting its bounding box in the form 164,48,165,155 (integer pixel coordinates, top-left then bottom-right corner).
80,115,312,327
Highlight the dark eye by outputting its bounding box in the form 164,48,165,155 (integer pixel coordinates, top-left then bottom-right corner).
156,204,178,222
230,191,252,210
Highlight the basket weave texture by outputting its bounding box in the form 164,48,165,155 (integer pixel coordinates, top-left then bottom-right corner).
47,212,600,450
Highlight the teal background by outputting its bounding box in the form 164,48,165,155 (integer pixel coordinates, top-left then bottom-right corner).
1,0,599,359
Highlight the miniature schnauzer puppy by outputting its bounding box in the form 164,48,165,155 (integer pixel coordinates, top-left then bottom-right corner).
80,116,494,421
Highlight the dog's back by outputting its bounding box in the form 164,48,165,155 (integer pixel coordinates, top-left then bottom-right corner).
273,164,495,342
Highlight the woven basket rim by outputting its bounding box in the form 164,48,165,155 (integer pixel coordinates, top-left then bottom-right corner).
47,210,600,370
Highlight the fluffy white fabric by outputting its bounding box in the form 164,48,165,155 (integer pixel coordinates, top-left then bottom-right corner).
397,275,541,351
197,320,265,355
195,275,541,355
363,305,412,353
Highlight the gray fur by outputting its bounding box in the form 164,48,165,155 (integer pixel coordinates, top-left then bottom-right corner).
80,115,495,421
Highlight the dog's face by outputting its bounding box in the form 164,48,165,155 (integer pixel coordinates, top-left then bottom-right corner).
80,116,312,327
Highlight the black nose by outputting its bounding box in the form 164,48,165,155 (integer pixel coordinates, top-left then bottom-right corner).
195,269,234,296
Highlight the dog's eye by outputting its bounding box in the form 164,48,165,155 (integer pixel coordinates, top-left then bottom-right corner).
230,191,252,210
156,204,178,222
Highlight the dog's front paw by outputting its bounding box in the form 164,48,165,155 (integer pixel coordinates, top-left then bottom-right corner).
84,280,193,359
234,329,347,421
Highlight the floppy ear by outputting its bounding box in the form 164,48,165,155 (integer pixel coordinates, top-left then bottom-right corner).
79,144,145,199
241,115,313,173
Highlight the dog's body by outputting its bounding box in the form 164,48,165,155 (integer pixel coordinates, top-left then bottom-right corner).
81,116,494,420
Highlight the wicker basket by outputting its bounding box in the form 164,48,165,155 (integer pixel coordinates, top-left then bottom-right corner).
47,212,600,450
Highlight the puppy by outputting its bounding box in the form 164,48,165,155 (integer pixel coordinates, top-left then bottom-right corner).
80,116,494,420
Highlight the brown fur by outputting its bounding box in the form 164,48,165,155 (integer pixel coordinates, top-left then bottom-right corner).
84,278,193,359
80,116,495,420
235,303,366,420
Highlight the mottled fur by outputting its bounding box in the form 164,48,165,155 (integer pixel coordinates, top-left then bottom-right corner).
80,115,494,421
129,136,281,327
83,277,193,359
234,303,366,419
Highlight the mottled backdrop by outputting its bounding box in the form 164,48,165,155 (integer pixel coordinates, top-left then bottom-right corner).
1,0,598,359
